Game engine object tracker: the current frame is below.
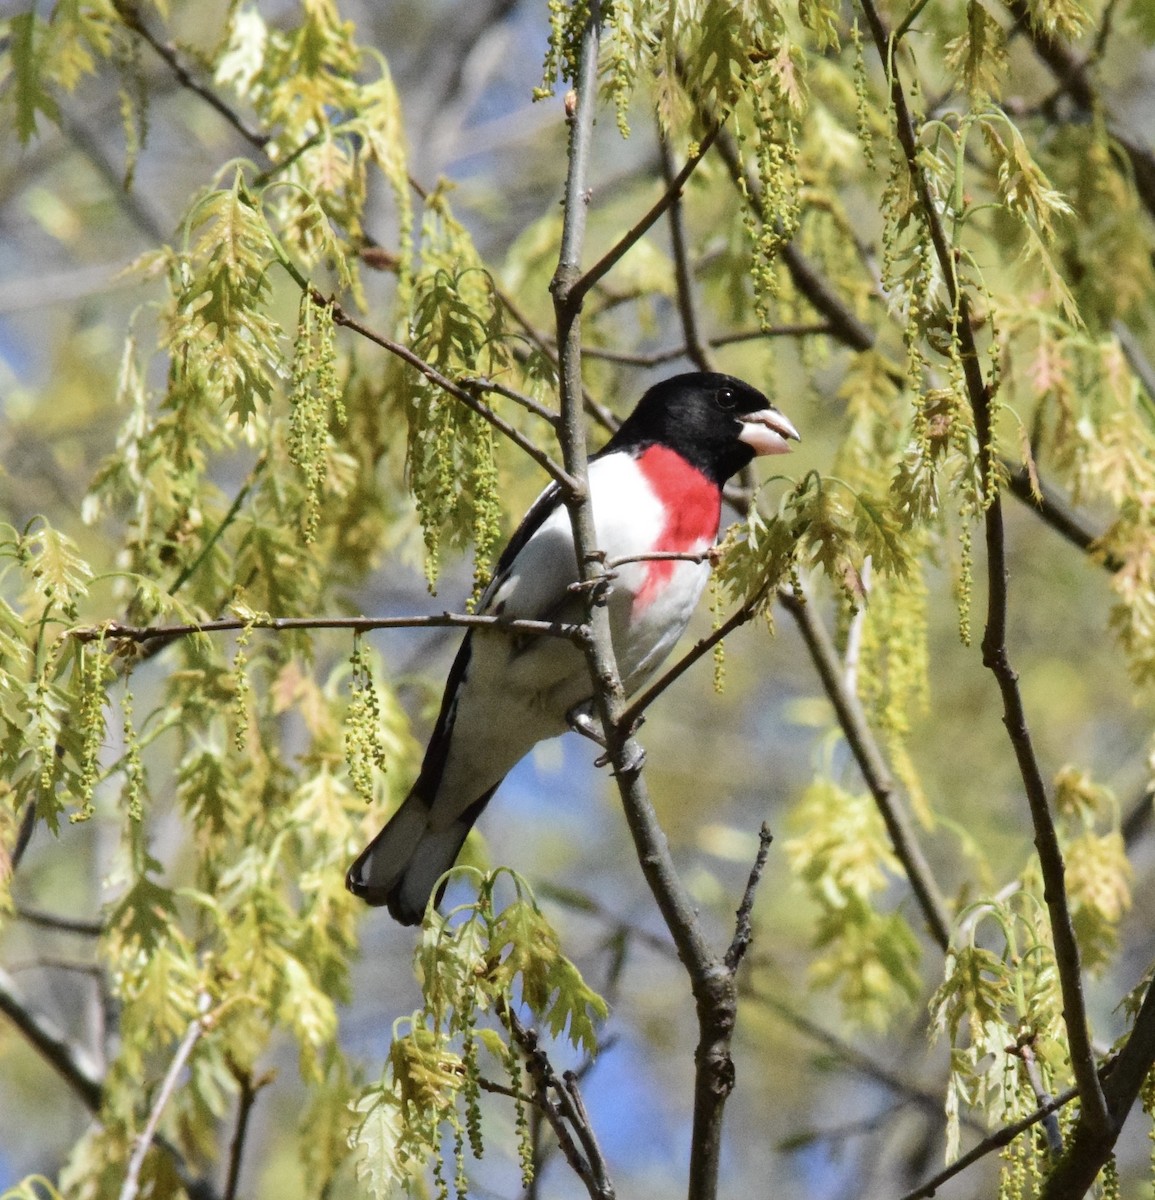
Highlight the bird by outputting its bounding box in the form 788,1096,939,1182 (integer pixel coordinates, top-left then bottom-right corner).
346,371,800,924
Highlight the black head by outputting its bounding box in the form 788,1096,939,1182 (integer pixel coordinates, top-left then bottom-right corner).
602,372,800,486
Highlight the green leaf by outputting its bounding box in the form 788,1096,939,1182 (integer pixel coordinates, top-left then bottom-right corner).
9,15,60,143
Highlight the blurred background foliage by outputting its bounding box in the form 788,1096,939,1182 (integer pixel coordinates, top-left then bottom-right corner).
1,0,1154,1198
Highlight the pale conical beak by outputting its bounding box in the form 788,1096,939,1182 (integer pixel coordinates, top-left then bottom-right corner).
738,408,801,456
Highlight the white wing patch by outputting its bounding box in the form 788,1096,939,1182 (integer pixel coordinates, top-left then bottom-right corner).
428,453,714,826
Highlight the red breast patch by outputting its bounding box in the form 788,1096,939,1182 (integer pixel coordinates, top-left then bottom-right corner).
634,445,721,609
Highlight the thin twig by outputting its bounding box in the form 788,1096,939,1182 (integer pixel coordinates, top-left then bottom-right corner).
571,123,723,309
71,612,586,648
119,1008,207,1200
1003,463,1122,572
167,454,268,597
617,589,767,735
12,906,105,936
723,823,774,972
502,1005,615,1200
0,964,103,1112
459,376,561,427
223,1066,273,1200
898,1086,1078,1200
778,584,952,949
660,134,712,372
561,1072,615,1198
1009,1036,1063,1156
321,296,580,494
115,2,269,151
605,550,713,568
578,324,835,368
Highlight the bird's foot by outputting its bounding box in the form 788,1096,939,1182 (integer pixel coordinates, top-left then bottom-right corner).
566,704,606,748
596,741,647,774
567,705,646,772
566,571,617,604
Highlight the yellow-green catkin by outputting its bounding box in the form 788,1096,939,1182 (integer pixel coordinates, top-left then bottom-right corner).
431,1140,450,1200
507,1045,534,1190
121,687,145,822
345,637,388,804
461,1016,484,1159
851,20,875,170
709,568,726,694
288,290,340,543
997,1136,1025,1200
957,520,973,646
232,625,253,755
73,637,113,824
453,1119,468,1198
34,635,66,807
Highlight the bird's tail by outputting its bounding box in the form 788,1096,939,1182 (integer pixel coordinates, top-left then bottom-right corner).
346,785,497,925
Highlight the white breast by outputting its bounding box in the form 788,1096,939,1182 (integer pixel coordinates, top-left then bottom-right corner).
428,454,713,823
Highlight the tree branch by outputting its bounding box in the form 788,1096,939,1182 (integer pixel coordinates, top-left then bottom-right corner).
114,2,269,152
1040,972,1155,1199
320,296,580,493
659,133,713,373
459,375,561,427
617,587,768,734
503,1005,616,1200
570,122,722,310
70,612,586,648
223,1065,273,1200
723,823,773,972
12,906,105,937
777,585,953,950
900,1081,1082,1200
858,0,1109,1140
1003,463,1123,572
1004,0,1155,224
578,324,836,368
119,1008,207,1200
0,964,104,1112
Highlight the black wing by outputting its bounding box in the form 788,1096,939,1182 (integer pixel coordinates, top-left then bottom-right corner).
412,480,566,798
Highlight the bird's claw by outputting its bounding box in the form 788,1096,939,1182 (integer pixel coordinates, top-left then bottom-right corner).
566,706,606,748
595,742,647,774
566,571,617,603
567,707,646,773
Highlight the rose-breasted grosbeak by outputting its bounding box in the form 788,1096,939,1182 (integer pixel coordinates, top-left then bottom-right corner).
347,371,800,924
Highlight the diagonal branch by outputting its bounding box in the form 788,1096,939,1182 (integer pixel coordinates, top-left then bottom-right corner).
114,2,269,152
1004,463,1123,572
723,822,774,972
0,964,104,1112
570,122,723,310
777,586,952,950
119,1009,207,1200
503,1005,616,1200
1004,0,1155,224
618,586,768,734
318,295,580,493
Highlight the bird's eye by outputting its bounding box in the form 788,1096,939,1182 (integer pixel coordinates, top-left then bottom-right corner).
716,387,736,411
